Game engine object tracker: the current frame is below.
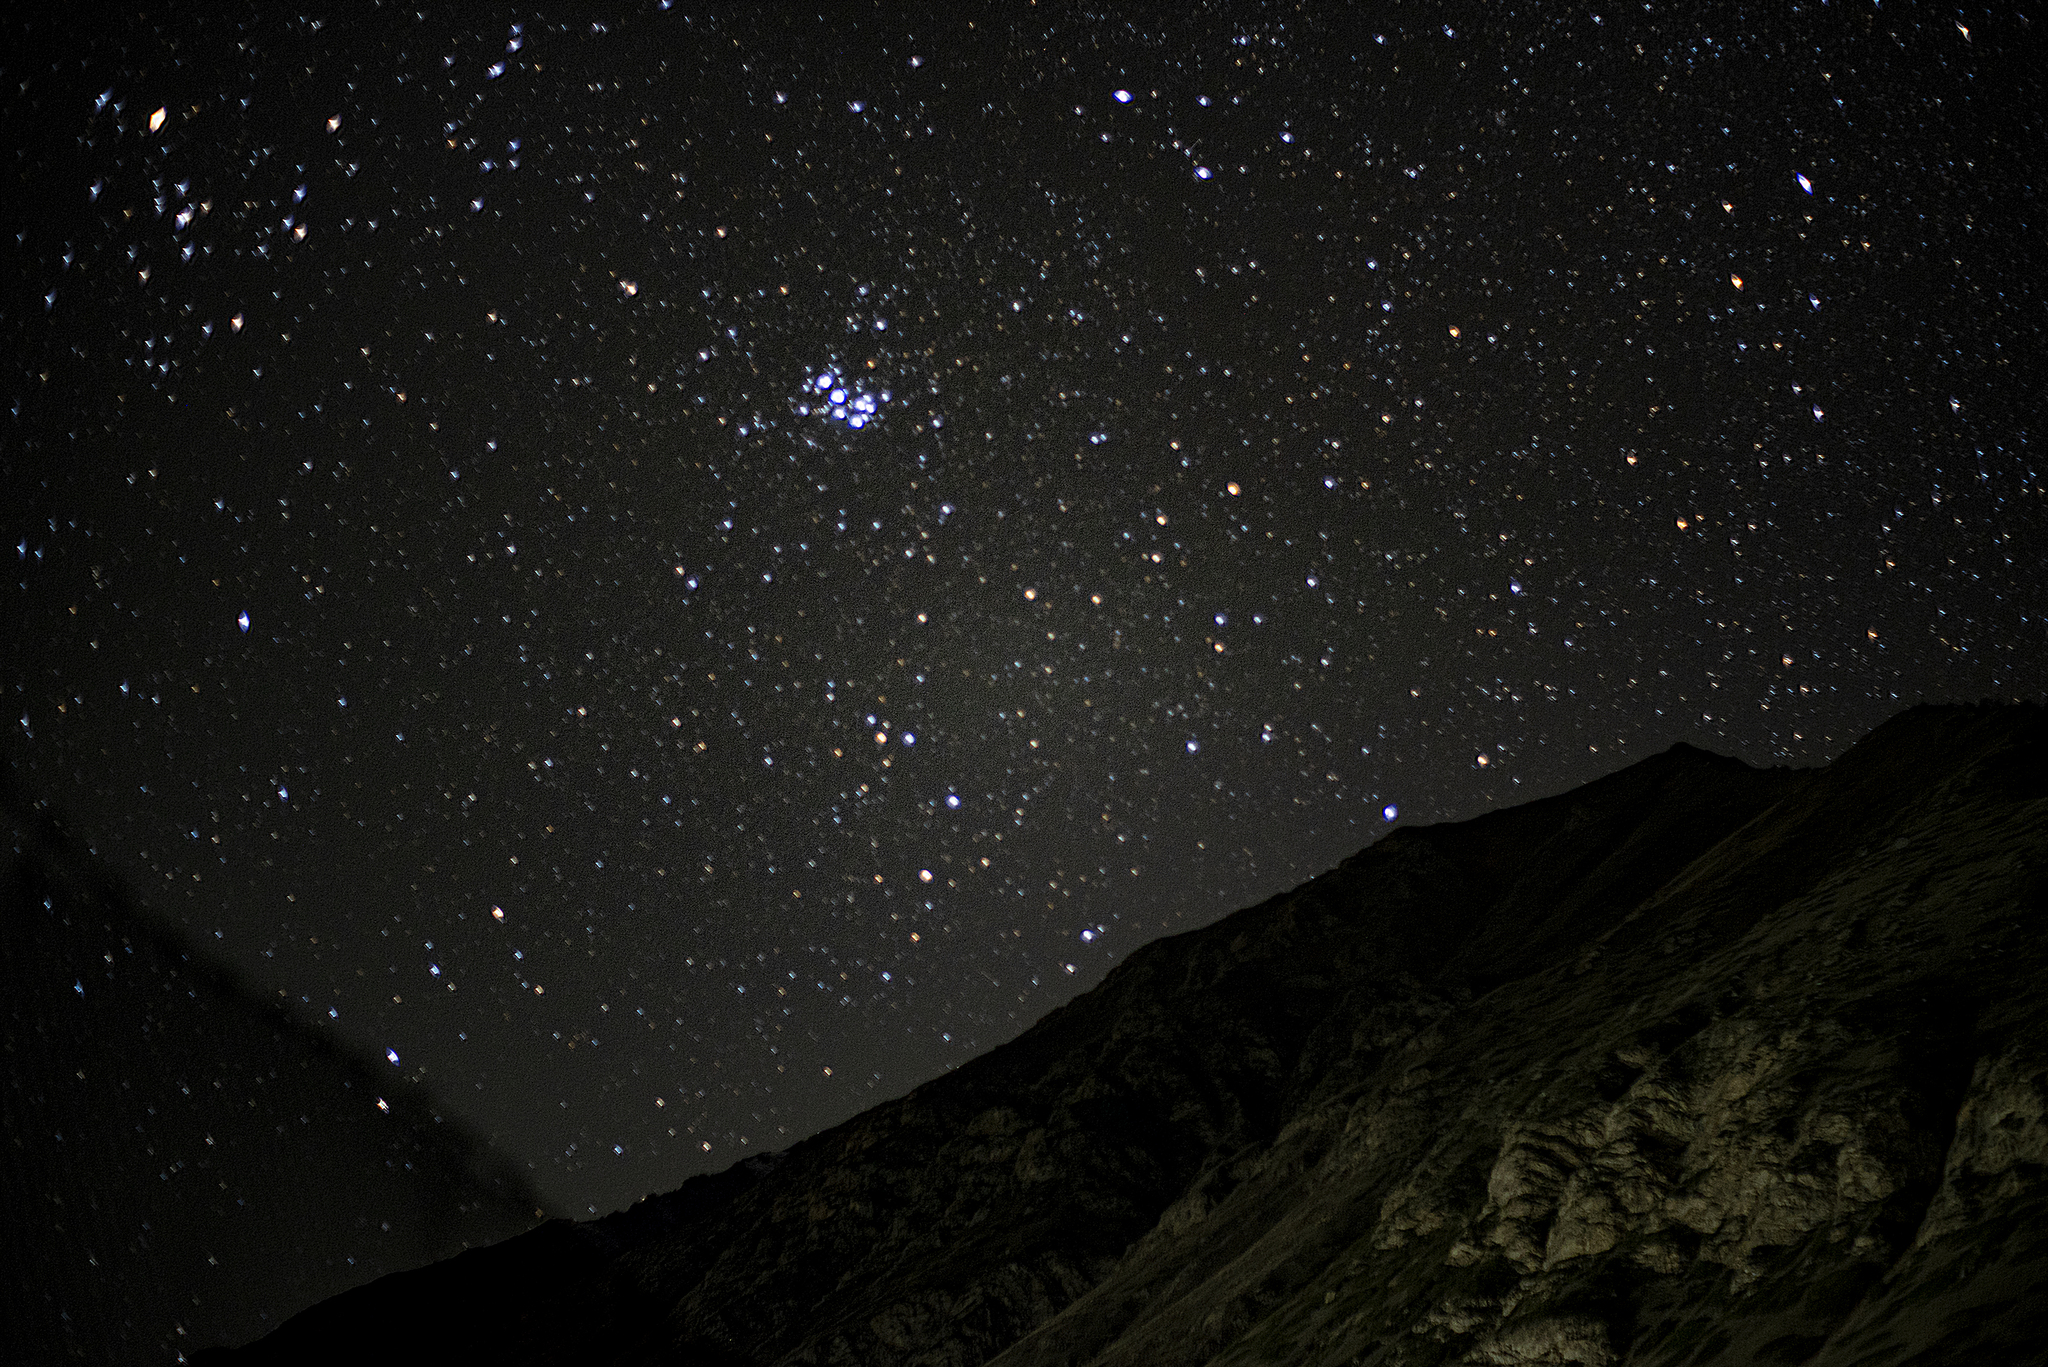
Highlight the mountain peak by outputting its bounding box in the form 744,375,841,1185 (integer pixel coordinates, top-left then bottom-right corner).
205,705,2048,1366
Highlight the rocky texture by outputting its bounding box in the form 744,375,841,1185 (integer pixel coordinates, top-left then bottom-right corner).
208,703,2048,1366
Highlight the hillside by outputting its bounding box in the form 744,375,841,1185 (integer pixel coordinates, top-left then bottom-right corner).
205,703,2048,1366
2,778,543,1365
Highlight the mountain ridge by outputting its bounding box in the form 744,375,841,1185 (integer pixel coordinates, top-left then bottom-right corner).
1,771,546,1366
205,702,2048,1366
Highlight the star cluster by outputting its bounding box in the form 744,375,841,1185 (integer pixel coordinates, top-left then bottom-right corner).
7,5,2043,1219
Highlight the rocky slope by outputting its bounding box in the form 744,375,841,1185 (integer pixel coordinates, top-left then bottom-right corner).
206,703,2048,1366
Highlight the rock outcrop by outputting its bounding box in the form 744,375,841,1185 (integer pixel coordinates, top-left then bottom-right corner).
206,703,2048,1366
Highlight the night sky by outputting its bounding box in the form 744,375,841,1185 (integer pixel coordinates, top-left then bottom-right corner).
8,4,2044,1222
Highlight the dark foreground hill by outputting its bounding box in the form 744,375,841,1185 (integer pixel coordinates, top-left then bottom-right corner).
2,776,544,1365
207,703,2048,1367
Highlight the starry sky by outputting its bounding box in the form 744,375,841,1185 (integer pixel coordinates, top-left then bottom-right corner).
7,3,2043,1221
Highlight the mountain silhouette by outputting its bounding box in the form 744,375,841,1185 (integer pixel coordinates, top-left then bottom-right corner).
2,774,546,1364
196,702,2048,1365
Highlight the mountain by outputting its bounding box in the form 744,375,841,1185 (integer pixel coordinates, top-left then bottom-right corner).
2,777,545,1365
202,703,2048,1366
